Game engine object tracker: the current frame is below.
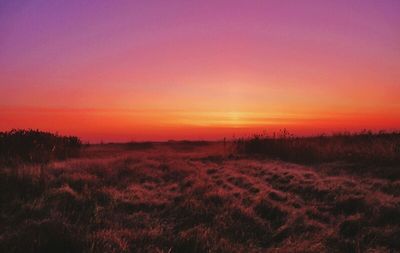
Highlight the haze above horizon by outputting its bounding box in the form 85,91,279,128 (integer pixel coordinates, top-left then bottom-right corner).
1,0,399,142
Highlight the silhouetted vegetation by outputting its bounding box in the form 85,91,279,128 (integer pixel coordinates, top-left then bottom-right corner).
0,129,82,167
236,129,400,165
124,141,154,150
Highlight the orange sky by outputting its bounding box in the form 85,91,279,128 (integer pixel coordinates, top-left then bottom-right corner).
1,1,399,142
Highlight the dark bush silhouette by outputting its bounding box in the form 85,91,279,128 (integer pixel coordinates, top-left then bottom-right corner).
0,129,82,167
235,129,400,166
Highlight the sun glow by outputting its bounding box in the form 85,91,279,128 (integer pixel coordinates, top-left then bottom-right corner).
1,1,399,141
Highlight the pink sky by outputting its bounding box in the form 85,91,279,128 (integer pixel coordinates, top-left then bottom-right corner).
1,1,399,142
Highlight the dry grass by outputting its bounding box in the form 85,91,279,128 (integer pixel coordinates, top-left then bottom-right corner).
1,141,400,252
236,130,400,178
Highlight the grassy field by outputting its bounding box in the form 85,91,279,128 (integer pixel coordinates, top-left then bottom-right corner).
1,133,400,252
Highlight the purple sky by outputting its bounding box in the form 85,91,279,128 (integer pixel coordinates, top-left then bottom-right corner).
1,0,400,141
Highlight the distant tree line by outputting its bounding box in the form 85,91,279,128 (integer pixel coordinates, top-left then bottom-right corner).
0,129,82,167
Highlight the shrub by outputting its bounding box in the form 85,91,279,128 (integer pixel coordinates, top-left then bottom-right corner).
235,130,400,166
0,129,82,167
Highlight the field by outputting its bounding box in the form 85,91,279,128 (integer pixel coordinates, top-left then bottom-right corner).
1,136,400,252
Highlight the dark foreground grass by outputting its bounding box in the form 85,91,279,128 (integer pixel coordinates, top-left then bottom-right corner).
0,140,399,252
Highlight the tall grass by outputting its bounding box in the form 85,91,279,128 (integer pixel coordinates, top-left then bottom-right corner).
235,129,400,165
0,129,82,167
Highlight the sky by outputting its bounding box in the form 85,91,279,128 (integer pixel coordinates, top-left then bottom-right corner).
1,0,400,142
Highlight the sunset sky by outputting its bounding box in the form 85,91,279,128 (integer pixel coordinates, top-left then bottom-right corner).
1,1,399,142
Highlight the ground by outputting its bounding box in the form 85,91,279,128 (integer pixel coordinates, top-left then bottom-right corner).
1,142,399,252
